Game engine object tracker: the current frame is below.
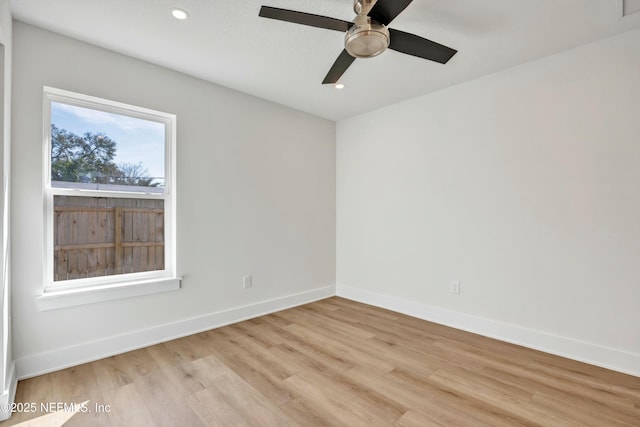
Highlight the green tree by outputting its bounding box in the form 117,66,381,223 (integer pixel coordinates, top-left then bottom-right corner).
115,162,159,187
51,125,157,187
51,124,119,184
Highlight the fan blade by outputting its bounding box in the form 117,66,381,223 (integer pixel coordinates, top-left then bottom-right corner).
388,28,457,64
322,50,356,84
259,6,352,32
368,0,413,26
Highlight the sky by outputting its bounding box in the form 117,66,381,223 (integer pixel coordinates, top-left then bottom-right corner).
51,102,166,181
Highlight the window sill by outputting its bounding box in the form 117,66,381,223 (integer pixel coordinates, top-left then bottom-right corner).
37,277,181,311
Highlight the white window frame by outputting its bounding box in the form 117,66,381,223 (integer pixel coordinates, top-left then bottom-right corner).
38,87,179,310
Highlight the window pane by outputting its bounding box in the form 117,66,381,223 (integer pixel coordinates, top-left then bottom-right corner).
53,196,165,281
50,102,165,192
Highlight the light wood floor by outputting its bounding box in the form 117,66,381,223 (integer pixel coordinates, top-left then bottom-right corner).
2,297,639,426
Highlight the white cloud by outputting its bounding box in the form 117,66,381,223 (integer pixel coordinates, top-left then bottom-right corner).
54,102,164,133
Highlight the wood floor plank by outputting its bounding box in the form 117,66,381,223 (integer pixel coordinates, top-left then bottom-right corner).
91,348,158,393
230,320,285,348
284,323,395,374
187,372,296,426
283,371,403,426
144,345,208,396
280,309,440,375
297,368,407,423
101,382,155,427
427,368,579,427
318,308,439,350
326,298,401,321
280,396,347,426
2,297,639,427
24,362,111,427
528,359,640,401
265,324,356,373
293,305,377,340
305,298,342,312
345,366,508,427
268,343,343,377
531,391,640,427
480,363,637,412
393,410,446,427
213,326,298,379
132,367,205,427
205,329,297,406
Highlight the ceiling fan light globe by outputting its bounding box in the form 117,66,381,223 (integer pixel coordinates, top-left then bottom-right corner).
345,24,390,58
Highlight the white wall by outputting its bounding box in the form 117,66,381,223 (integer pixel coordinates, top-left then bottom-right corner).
0,0,15,420
337,29,640,375
12,22,335,378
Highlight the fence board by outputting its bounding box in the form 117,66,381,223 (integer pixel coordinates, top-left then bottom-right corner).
70,251,78,279
53,196,165,281
96,247,106,277
55,242,115,250
120,242,164,248
115,207,122,271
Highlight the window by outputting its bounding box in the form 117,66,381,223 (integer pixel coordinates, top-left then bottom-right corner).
40,87,178,309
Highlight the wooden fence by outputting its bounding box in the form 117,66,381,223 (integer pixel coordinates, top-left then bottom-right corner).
54,196,164,281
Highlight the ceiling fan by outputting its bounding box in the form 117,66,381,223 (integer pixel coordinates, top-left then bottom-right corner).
259,0,457,85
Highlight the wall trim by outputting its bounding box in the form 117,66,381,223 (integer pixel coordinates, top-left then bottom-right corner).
16,283,639,380
16,285,335,379
336,284,640,378
0,361,16,421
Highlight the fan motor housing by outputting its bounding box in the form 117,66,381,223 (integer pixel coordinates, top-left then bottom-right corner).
345,15,390,58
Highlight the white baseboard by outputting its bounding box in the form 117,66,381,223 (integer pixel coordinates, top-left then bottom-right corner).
16,285,335,380
16,283,639,380
336,284,640,378
0,361,17,421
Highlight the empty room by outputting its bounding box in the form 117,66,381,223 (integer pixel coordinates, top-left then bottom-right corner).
0,0,639,426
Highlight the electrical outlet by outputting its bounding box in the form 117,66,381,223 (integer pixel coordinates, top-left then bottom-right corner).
451,280,460,294
243,275,252,289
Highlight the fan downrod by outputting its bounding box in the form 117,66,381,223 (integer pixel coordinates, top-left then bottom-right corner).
353,0,376,15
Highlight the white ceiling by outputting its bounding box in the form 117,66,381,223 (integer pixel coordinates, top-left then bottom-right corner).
9,0,640,121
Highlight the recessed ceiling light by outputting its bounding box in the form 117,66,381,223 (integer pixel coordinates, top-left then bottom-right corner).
335,83,345,89
171,8,190,20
